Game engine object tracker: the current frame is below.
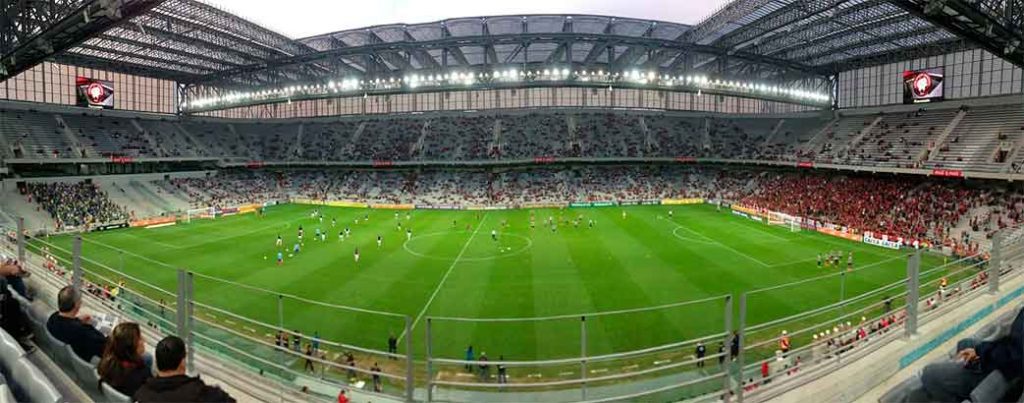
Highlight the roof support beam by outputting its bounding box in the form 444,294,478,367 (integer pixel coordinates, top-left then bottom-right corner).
75,43,215,73
195,32,828,85
95,33,239,69
54,51,199,81
796,25,942,64
891,0,1024,68
1,0,166,81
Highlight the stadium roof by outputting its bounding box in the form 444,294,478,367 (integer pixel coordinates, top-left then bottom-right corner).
690,0,1022,71
2,0,1021,90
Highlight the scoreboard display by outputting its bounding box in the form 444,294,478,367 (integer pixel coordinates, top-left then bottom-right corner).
902,68,944,104
75,76,115,109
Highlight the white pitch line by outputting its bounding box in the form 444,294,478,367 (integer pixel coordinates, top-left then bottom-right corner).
398,213,487,342
736,223,790,242
672,222,770,268
117,231,183,249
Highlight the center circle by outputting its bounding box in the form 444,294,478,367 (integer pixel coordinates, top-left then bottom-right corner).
403,231,533,261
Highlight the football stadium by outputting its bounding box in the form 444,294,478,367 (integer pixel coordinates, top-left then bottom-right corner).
0,0,1023,402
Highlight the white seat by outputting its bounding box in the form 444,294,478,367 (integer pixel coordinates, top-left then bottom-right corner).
8,357,61,403
0,384,13,403
0,327,25,365
101,381,133,403
66,344,101,391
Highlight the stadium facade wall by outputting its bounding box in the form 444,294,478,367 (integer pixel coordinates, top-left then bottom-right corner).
0,62,177,114
839,48,1023,109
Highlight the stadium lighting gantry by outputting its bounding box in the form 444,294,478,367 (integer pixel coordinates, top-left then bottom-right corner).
184,66,831,111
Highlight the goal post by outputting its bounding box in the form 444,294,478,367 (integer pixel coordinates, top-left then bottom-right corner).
767,211,801,232
185,207,216,223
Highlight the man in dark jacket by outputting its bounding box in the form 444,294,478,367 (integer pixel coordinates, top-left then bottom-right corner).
134,336,235,403
909,307,1024,402
46,286,106,362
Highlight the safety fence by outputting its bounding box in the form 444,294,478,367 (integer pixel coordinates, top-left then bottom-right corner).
1,215,1019,402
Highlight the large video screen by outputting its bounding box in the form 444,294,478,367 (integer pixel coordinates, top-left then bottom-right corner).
902,68,944,104
75,76,115,109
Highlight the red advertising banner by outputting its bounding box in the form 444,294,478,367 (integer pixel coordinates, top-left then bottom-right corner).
931,169,963,178
246,160,264,169
533,156,556,164
372,160,394,167
675,156,696,163
797,161,814,168
110,156,134,164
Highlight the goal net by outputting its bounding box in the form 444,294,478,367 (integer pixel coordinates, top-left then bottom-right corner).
768,211,801,232
185,207,216,223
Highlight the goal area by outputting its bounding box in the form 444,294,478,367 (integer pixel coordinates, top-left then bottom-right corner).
185,207,216,223
767,211,801,232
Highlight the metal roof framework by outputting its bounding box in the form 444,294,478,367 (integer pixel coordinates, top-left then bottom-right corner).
188,14,832,92
687,0,1022,72
891,0,1023,67
3,0,1020,112
0,0,165,80
3,0,329,83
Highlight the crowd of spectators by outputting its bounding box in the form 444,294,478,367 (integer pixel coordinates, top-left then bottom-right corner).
27,181,127,228
45,285,235,401
7,104,1024,173
739,174,985,247
152,166,1024,252
26,163,1021,253
166,172,285,209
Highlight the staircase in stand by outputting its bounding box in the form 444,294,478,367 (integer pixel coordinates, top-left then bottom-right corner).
925,109,968,162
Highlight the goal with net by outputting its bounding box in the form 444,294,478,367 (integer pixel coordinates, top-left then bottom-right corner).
185,207,216,223
768,211,801,232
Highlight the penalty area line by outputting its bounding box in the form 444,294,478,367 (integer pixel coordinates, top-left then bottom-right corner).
664,217,770,268
398,213,488,342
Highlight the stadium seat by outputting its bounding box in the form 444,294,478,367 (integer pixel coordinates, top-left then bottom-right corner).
27,314,52,350
65,344,100,390
968,370,1009,403
40,329,71,369
0,327,25,365
101,381,132,403
6,286,30,309
0,384,15,403
880,305,1024,403
7,358,61,403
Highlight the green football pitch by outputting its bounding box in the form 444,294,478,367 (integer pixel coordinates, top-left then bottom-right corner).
33,203,955,367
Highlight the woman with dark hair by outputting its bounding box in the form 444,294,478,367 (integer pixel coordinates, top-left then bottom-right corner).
98,322,152,396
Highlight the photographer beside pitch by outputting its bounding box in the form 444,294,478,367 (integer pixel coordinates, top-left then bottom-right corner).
906,307,1023,402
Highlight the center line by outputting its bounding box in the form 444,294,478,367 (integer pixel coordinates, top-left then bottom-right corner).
399,213,487,342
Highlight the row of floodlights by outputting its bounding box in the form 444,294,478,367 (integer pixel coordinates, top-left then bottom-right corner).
186,68,829,108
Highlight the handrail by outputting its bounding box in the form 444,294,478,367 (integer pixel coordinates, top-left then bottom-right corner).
429,293,730,322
